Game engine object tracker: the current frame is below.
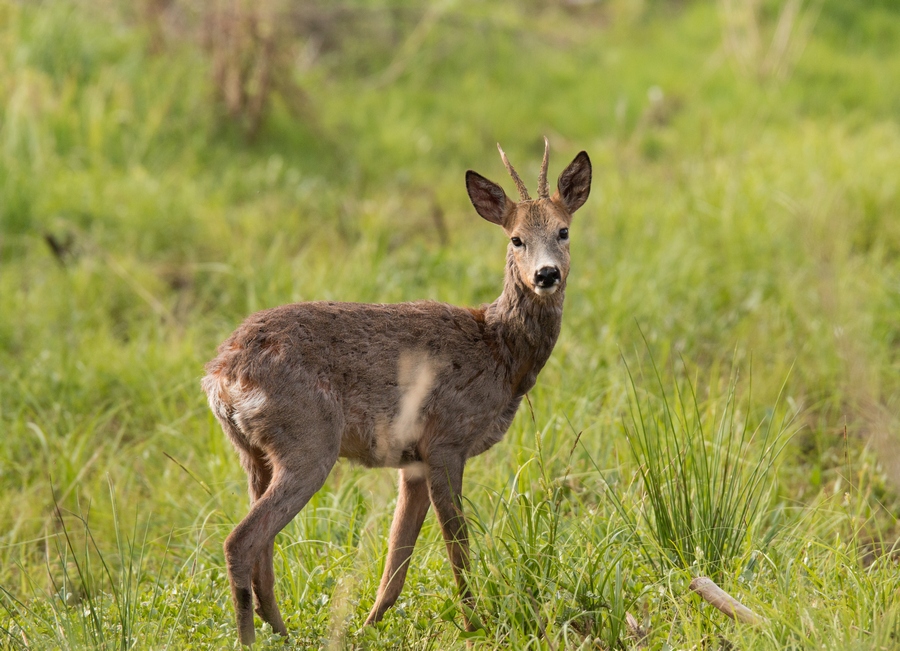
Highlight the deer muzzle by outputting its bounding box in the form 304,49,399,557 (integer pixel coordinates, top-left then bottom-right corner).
533,266,561,294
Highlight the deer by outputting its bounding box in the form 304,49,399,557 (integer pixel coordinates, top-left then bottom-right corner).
201,139,591,645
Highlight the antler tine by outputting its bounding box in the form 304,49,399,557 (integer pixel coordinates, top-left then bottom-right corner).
497,143,531,201
537,136,550,199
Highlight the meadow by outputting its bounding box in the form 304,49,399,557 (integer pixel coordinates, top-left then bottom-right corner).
2,0,900,648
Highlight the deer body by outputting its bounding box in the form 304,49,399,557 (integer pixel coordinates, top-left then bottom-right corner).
203,141,591,645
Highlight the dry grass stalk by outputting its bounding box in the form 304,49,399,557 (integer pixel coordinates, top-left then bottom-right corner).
202,0,311,139
625,610,650,647
690,576,765,625
718,0,819,81
139,0,174,54
372,0,451,88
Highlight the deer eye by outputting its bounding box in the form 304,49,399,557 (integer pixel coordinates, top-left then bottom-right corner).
510,237,524,248
558,228,569,241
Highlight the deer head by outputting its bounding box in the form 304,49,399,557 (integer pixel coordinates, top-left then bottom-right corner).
465,137,592,296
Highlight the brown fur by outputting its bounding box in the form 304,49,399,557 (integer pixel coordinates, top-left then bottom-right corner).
202,143,591,645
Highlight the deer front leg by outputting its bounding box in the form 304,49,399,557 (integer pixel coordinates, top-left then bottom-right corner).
426,458,480,632
365,466,431,625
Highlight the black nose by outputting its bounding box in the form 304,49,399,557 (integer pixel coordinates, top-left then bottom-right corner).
534,266,561,288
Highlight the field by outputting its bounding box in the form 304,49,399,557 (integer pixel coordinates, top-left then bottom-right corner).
2,0,900,648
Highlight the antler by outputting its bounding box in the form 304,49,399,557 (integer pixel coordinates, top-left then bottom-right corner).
537,136,550,199
497,143,531,201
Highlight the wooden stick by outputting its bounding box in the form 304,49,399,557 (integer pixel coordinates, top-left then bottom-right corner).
625,611,649,647
689,577,765,625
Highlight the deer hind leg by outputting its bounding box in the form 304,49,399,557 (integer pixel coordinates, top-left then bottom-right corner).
252,540,286,637
365,465,431,625
426,458,480,632
225,437,340,646
237,448,287,637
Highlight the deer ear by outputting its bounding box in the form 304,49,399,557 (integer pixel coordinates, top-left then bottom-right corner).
553,151,591,215
466,171,515,227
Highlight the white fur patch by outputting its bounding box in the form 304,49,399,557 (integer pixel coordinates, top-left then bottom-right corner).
374,351,442,466
393,353,436,445
533,284,559,296
232,384,267,415
228,382,267,429
532,252,558,273
400,462,428,481
202,373,230,421
205,375,268,432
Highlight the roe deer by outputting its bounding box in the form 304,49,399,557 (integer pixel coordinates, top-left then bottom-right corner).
202,139,591,645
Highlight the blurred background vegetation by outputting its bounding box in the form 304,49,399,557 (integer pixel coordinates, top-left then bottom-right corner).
2,0,900,648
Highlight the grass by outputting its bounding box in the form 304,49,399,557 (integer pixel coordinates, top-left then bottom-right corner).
610,349,791,578
2,0,900,648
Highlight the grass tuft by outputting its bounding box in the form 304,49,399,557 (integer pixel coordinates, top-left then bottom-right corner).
609,345,794,579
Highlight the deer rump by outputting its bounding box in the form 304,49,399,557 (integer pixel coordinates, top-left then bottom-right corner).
203,299,519,472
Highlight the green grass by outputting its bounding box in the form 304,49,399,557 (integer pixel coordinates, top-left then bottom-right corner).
2,0,900,648
609,348,791,578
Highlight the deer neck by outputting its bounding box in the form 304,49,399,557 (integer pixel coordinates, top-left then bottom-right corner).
485,251,565,396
